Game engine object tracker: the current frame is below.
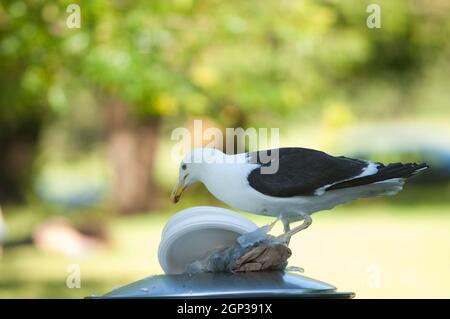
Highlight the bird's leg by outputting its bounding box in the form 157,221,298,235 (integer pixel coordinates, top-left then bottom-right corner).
282,219,290,233
281,218,291,245
237,215,281,248
277,213,312,243
268,215,282,231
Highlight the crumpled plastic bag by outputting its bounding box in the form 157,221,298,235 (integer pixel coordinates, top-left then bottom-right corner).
185,222,292,273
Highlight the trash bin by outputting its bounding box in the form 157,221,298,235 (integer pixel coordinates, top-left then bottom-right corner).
95,271,355,299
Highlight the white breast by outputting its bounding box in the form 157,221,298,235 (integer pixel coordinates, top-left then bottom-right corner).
199,159,259,212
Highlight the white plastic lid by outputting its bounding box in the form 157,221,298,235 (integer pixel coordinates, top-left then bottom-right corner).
158,206,258,274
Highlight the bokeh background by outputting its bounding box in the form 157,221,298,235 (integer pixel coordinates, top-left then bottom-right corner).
1,0,449,298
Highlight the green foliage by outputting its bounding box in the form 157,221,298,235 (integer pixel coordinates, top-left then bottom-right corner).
1,0,449,126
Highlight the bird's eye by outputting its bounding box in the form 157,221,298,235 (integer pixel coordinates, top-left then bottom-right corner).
181,164,187,170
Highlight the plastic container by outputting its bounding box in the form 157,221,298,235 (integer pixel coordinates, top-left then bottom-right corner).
158,206,258,274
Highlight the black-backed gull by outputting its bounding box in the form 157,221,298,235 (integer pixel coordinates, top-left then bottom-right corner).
171,147,428,240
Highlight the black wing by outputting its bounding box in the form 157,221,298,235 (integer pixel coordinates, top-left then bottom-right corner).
247,147,428,197
246,147,369,197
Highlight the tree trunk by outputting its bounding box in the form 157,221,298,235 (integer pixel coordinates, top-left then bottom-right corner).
103,99,161,214
0,124,40,203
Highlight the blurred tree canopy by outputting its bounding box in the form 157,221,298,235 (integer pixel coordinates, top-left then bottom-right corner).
0,0,449,212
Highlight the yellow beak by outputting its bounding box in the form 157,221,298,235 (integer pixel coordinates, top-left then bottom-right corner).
170,175,188,203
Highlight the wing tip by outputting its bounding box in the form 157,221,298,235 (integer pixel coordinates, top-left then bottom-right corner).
411,162,429,175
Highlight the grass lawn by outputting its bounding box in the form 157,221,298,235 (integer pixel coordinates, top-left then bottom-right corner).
1,204,449,298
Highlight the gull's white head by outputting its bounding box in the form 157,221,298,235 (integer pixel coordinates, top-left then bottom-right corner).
170,148,226,203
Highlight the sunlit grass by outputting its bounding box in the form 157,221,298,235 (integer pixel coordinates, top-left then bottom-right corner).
1,204,449,298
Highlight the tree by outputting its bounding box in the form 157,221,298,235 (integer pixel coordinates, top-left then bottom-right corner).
1,0,448,212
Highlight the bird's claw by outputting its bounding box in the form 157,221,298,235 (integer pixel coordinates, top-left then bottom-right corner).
275,233,291,244
285,265,304,273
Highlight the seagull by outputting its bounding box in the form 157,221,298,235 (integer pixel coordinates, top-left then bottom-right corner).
171,147,428,241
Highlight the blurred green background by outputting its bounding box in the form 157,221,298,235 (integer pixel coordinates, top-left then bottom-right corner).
0,0,449,298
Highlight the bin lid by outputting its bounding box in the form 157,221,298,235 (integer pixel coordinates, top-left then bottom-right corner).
97,271,355,299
